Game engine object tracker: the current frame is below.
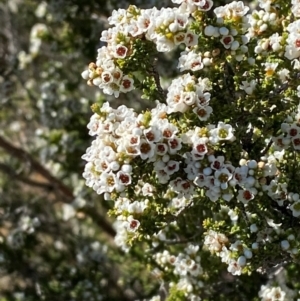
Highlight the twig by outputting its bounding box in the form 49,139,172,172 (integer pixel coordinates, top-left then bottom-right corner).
268,72,300,99
260,139,273,156
148,58,166,102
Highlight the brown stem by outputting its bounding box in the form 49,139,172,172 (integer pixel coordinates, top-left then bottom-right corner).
79,207,116,237
0,162,53,190
260,139,273,156
148,58,166,102
0,135,73,198
0,135,116,237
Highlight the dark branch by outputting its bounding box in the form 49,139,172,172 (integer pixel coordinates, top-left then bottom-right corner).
0,135,73,198
0,135,116,237
0,162,53,190
148,58,166,102
79,206,116,237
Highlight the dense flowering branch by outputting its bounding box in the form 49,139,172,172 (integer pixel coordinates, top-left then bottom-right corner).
81,0,300,300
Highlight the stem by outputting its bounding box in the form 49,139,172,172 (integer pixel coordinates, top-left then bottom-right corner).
0,135,116,237
148,58,166,102
0,135,73,198
0,162,53,190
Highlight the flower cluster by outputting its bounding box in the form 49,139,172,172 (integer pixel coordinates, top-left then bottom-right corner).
81,5,199,97
18,23,48,69
166,74,212,117
204,1,250,61
258,266,298,301
204,230,254,276
153,244,203,300
259,285,287,301
82,102,185,197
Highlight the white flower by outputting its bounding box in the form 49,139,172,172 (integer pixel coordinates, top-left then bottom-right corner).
144,126,162,143
155,143,168,156
214,1,249,19
227,259,242,275
149,296,161,301
209,122,235,144
228,209,238,221
86,114,101,136
167,137,182,154
194,173,207,187
30,23,48,40
116,171,132,186
219,246,231,263
119,76,135,93
191,137,208,158
292,1,300,17
98,171,117,194
266,218,282,229
193,105,213,121
139,139,155,160
292,135,300,150
126,217,140,232
185,244,200,255
214,168,233,189
220,35,234,49
35,2,47,18
178,50,203,72
184,31,198,47
19,216,40,233
240,79,257,95
62,204,76,221
237,188,256,204
204,230,228,253
290,201,300,217
160,121,179,139
278,68,290,82
141,183,156,196
285,32,300,60
155,167,171,184
17,51,33,69
150,103,168,123
164,160,180,175
230,165,249,186
263,62,278,77
127,201,147,214
197,0,213,11
223,192,234,201
206,186,221,202
259,285,286,301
